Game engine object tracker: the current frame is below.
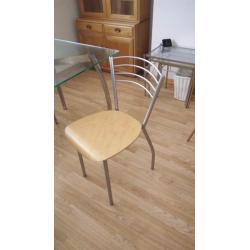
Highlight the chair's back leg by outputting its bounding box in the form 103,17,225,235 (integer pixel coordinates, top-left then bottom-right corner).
54,114,59,125
187,129,195,142
77,152,87,177
103,160,114,206
142,126,155,170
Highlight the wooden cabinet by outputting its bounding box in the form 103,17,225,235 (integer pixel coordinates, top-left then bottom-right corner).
105,35,134,70
78,0,150,21
77,21,103,33
76,0,151,71
79,0,107,18
106,0,138,21
78,29,104,47
105,36,134,58
104,24,133,37
76,20,104,46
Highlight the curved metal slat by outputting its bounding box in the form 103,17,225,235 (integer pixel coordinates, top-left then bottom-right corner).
109,55,166,127
116,79,153,98
116,72,156,92
114,64,159,86
113,56,162,77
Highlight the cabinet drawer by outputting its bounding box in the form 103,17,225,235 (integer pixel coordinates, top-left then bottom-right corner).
104,24,133,37
78,30,104,47
76,21,103,33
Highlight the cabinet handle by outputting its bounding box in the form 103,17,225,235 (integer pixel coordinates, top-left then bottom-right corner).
86,25,92,30
114,28,121,33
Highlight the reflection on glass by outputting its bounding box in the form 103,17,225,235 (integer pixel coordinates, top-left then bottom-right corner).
111,0,134,15
54,39,119,87
83,0,103,13
147,46,195,65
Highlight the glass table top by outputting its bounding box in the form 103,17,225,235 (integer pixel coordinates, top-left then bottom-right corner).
146,45,195,66
54,39,119,87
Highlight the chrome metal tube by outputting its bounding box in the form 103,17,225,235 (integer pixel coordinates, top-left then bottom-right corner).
77,152,87,177
142,126,155,170
103,160,114,205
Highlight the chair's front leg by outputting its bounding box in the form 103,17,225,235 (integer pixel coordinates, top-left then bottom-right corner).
142,126,155,170
103,160,114,205
77,152,87,177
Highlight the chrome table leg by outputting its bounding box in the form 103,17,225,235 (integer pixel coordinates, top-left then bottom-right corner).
185,69,195,108
165,65,169,88
89,55,112,110
157,62,163,81
57,86,67,110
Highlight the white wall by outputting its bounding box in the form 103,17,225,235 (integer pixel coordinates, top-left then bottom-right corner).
54,0,79,41
151,0,195,49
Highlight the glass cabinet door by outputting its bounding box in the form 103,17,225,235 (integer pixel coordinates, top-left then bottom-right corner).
108,0,137,20
79,0,107,17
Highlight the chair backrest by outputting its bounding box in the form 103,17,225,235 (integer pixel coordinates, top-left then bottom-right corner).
109,56,165,128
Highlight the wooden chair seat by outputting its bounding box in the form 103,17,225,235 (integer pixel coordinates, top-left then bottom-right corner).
65,111,141,161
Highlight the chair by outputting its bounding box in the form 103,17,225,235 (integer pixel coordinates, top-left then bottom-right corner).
65,56,165,205
187,128,195,142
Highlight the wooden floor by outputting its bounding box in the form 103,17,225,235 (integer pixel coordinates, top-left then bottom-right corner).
54,70,195,250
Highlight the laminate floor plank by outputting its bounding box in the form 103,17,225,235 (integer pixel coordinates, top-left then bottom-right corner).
55,71,195,250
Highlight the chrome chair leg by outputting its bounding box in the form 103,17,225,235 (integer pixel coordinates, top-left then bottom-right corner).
54,114,58,125
77,152,87,177
187,129,195,142
103,160,114,206
142,126,155,170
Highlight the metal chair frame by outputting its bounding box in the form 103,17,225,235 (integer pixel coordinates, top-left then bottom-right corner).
77,56,165,205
